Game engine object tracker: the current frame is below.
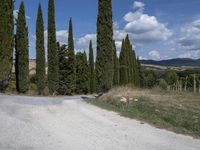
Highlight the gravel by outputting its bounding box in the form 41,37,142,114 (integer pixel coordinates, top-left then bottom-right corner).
0,95,200,150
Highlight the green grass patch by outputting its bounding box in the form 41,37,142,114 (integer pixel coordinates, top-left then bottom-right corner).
87,95,200,138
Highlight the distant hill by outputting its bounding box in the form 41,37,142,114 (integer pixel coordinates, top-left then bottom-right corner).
140,58,200,67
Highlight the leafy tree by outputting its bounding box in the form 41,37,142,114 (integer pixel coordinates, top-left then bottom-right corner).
76,52,89,94
113,40,119,86
0,0,14,92
47,0,59,94
65,18,76,95
89,40,95,93
57,42,69,95
96,0,114,92
165,71,178,85
144,71,157,88
36,4,45,94
15,2,29,93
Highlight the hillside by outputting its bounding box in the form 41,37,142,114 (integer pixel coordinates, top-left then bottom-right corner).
141,58,200,67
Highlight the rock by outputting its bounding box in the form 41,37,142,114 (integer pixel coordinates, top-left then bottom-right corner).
120,97,127,103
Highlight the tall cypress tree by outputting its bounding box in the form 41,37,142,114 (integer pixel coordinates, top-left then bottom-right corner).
113,40,119,86
96,0,114,92
0,0,14,92
76,52,89,94
65,18,76,95
36,4,45,94
119,39,128,85
15,2,29,93
89,40,95,93
47,0,59,94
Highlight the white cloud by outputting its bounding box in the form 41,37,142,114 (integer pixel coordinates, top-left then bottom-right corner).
13,10,31,20
178,50,200,59
133,1,145,9
177,19,200,51
148,50,161,60
44,30,68,45
123,8,172,44
77,34,96,48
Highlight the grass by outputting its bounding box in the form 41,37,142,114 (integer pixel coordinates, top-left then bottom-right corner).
87,87,200,138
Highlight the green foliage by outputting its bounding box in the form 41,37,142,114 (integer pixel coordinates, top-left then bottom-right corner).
57,43,69,95
165,71,178,85
76,52,89,94
15,2,29,93
113,41,119,86
0,0,14,92
119,35,140,86
36,4,46,95
89,41,95,93
143,71,157,88
119,40,128,85
64,18,76,95
47,0,59,94
96,0,114,92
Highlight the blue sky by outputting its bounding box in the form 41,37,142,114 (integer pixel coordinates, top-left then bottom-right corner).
14,0,200,60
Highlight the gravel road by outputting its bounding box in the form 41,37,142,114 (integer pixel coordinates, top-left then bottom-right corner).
0,94,199,150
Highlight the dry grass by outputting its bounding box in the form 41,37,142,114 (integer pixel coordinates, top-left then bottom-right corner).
88,86,200,138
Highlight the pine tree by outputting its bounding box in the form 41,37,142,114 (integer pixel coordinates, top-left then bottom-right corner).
137,57,143,87
65,18,76,95
89,40,95,93
0,0,14,92
36,4,45,94
119,39,128,85
57,42,68,95
113,41,119,86
47,0,59,94
76,52,89,94
15,2,29,93
96,0,114,92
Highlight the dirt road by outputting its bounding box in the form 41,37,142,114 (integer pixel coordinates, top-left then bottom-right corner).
0,95,199,150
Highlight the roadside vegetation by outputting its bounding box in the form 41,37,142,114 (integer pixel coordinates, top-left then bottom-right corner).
88,86,200,138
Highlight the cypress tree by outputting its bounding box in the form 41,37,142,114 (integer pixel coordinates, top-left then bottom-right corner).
96,0,114,92
57,42,68,95
76,52,89,94
113,41,119,86
0,0,14,92
65,18,76,95
15,2,29,93
36,4,45,94
119,39,128,85
47,0,59,94
89,40,95,93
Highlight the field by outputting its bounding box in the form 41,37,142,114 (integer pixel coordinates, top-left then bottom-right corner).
88,87,200,138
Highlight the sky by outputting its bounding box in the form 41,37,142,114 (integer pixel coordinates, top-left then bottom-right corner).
14,0,200,60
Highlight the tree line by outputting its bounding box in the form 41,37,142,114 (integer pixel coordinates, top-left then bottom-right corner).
0,0,141,95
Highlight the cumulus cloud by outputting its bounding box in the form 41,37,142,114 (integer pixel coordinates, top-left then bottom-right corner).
133,1,145,9
177,19,200,51
178,50,200,59
122,5,172,44
148,50,161,60
44,30,68,45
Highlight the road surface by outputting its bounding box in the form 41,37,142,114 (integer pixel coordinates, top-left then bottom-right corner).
0,94,199,150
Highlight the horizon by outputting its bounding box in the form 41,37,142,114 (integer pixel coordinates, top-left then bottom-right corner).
14,0,200,60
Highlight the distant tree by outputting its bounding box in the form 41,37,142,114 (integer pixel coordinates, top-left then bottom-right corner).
96,0,114,92
36,4,45,95
0,0,14,92
76,52,89,94
119,39,128,85
47,0,59,94
144,71,157,88
15,2,29,93
165,71,178,85
113,41,119,86
57,42,68,95
64,18,76,95
89,40,95,93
